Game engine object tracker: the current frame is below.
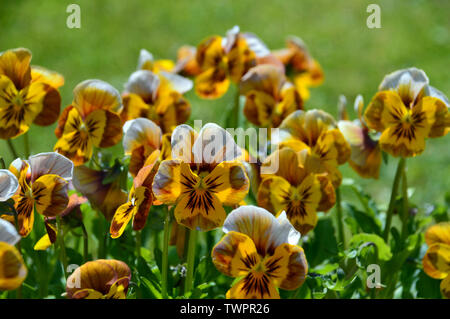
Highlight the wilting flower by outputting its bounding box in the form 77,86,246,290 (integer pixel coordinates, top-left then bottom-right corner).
0,169,19,201
34,194,87,251
122,117,171,177
0,219,27,290
274,109,351,187
212,205,307,299
72,165,127,221
152,123,249,231
137,49,175,73
120,70,192,133
337,95,382,179
54,79,123,166
66,259,131,299
9,152,73,237
0,48,63,139
110,151,160,238
240,64,303,128
422,222,450,299
364,68,449,158
273,36,324,100
194,26,269,99
258,147,335,235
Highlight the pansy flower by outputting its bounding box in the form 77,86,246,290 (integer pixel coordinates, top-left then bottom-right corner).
137,48,175,73
257,147,335,235
72,165,127,221
273,36,324,100
364,68,449,158
0,48,63,139
152,123,249,231
212,205,307,299
110,151,160,238
34,194,87,251
9,152,73,237
120,70,192,133
422,222,450,298
0,219,27,290
274,109,351,187
337,95,382,179
54,79,123,166
173,45,202,77
195,26,269,99
66,259,131,299
240,64,303,128
122,117,171,177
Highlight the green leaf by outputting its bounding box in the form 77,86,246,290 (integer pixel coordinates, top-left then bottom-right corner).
416,271,442,299
349,233,392,261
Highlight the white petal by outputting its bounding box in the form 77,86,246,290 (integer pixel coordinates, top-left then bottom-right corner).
0,169,19,201
29,152,74,182
242,32,270,57
124,70,160,101
425,85,449,107
122,118,162,154
192,123,241,164
137,49,154,70
276,211,301,245
0,218,20,245
379,67,429,103
159,71,193,94
171,124,197,163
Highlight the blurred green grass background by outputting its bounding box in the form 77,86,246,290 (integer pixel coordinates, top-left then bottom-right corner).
1,0,449,206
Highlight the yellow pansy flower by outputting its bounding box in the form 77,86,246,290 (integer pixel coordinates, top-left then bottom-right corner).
120,70,192,133
9,152,73,237
0,48,63,139
0,219,27,291
275,109,351,188
72,165,128,221
152,123,249,231
258,148,335,235
337,95,382,179
66,259,131,299
364,68,449,158
54,79,123,166
174,45,202,77
212,205,308,299
137,48,175,73
273,36,324,100
240,64,303,128
110,151,160,238
422,222,450,298
194,26,269,99
122,117,171,177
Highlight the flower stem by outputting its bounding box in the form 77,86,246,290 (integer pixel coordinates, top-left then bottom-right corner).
161,206,171,299
80,222,89,262
24,132,30,157
184,229,197,295
382,157,405,242
335,187,346,249
6,139,18,158
232,87,240,128
56,216,68,278
400,160,409,243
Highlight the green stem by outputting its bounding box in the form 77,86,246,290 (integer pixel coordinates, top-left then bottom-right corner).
24,132,30,157
232,88,240,128
6,139,18,158
57,216,68,278
184,229,197,295
400,160,409,243
382,158,405,242
161,206,171,299
135,231,142,259
335,187,346,249
81,223,89,262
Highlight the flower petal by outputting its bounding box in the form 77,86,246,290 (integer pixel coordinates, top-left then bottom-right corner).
212,231,260,277
195,67,229,99
226,274,279,299
425,222,450,247
423,243,450,279
0,48,32,90
124,70,160,102
110,202,135,239
32,174,69,217
0,218,20,245
0,242,27,290
0,169,19,201
28,152,73,182
73,79,122,116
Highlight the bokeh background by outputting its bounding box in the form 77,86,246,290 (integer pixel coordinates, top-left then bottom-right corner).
1,0,449,207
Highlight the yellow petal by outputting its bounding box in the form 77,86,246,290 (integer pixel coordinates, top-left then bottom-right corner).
226,274,279,299
423,243,450,279
32,174,69,217
110,202,135,239
195,67,229,99
440,275,450,299
425,222,450,247
0,242,27,290
72,79,122,116
212,231,260,277
0,48,32,90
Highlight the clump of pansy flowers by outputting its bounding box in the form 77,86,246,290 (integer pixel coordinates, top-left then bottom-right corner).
0,25,448,300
